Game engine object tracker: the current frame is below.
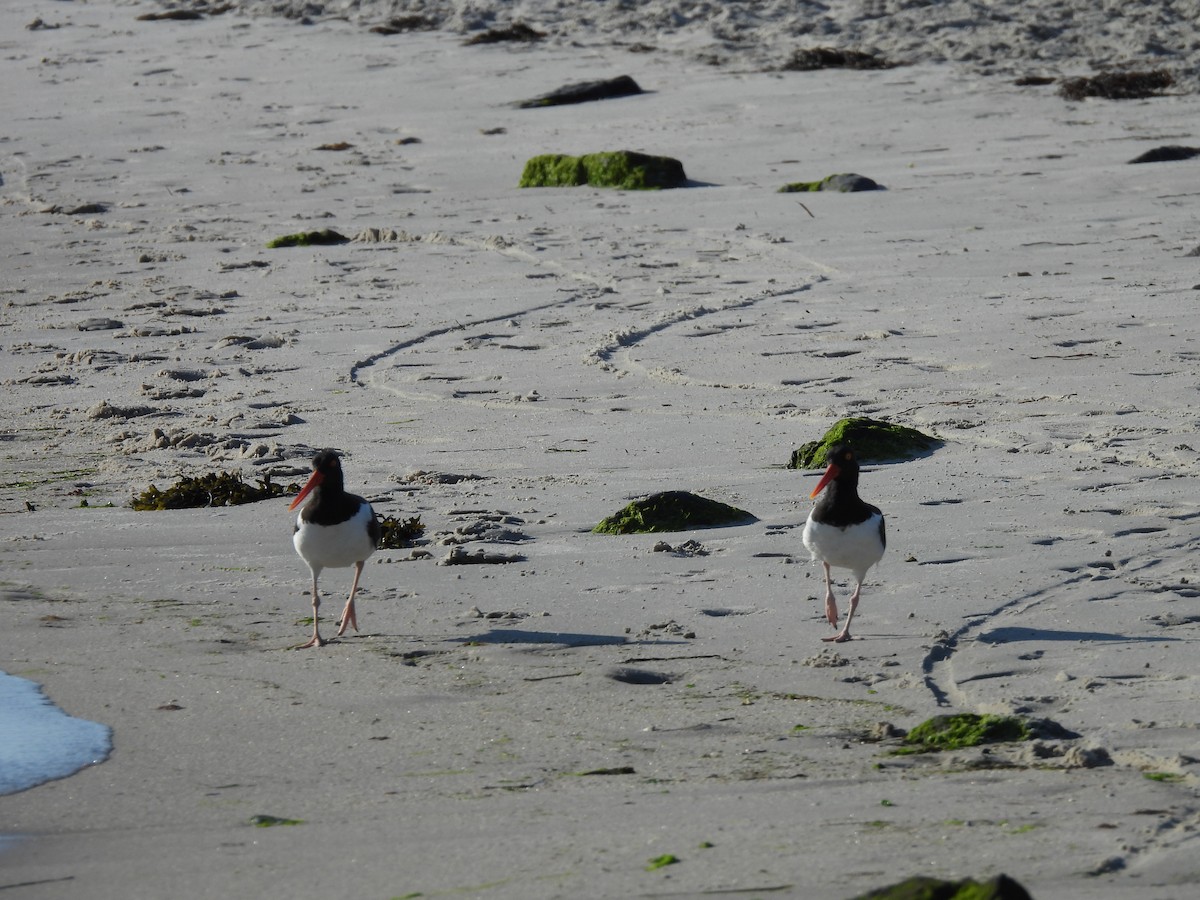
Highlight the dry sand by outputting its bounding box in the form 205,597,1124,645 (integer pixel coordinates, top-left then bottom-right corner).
2,0,1199,897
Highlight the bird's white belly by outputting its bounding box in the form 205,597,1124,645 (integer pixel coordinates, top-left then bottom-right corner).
802,514,885,578
294,507,376,570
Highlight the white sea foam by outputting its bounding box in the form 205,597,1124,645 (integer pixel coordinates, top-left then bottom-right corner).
0,672,112,796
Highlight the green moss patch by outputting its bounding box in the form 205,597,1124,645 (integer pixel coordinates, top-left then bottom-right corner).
267,229,349,248
790,417,940,469
779,173,882,192
249,814,304,827
593,490,755,534
132,471,294,510
645,854,680,871
379,515,425,549
898,714,1031,754
850,874,1034,900
520,151,687,190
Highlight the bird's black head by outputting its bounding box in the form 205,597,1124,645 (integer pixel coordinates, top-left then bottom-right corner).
311,448,343,473
311,448,345,491
823,444,859,473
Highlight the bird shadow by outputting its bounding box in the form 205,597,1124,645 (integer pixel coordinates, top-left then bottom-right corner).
978,626,1181,645
449,628,689,648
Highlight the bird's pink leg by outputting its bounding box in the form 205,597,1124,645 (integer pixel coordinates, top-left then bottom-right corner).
821,562,839,628
336,560,364,637
823,580,863,643
295,572,326,649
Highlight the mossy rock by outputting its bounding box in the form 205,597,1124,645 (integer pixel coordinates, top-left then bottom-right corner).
899,714,1032,754
790,417,940,469
779,173,882,192
593,490,755,534
266,229,349,248
850,873,1034,900
132,471,295,510
520,151,687,190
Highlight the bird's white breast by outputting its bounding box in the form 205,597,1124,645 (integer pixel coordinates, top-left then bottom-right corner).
802,512,885,580
293,503,377,570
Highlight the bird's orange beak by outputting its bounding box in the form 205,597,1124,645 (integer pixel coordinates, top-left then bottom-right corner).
810,462,841,499
288,470,324,510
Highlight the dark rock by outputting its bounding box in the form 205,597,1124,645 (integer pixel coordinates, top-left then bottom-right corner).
849,873,1034,900
517,75,644,108
369,15,437,35
779,173,882,193
466,23,545,45
1129,145,1200,163
782,47,895,71
137,10,204,21
76,317,124,332
1059,69,1173,101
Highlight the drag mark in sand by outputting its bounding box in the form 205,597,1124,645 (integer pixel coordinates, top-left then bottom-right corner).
586,281,818,379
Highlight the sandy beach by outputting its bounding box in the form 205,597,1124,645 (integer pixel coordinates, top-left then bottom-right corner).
2,0,1199,897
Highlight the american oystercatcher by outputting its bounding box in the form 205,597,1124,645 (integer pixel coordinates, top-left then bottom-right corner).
802,444,886,642
289,449,381,648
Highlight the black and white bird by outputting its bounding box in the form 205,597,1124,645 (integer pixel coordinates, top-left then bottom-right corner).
802,444,886,642
289,449,381,648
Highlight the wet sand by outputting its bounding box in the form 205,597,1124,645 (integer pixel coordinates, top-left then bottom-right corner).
2,1,1199,897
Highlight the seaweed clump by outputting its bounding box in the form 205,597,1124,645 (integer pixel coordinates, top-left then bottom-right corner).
790,417,940,469
782,47,894,71
850,873,1034,900
897,714,1031,755
520,151,686,190
593,490,755,535
466,23,546,45
1059,69,1173,101
132,471,293,510
266,229,349,248
379,515,425,549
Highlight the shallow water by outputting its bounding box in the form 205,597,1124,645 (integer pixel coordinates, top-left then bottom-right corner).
0,671,111,796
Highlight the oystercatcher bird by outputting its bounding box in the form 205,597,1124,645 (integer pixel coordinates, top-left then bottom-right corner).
289,449,381,648
802,444,886,642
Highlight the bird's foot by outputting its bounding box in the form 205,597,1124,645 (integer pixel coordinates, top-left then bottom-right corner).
294,633,326,649
336,602,358,636
824,597,839,628
821,630,852,643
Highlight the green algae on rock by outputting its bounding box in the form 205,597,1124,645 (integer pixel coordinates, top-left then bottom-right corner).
249,814,304,828
132,471,294,510
779,173,882,192
790,417,940,469
850,873,1034,900
899,714,1032,754
266,229,349,248
520,151,687,190
593,490,755,534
